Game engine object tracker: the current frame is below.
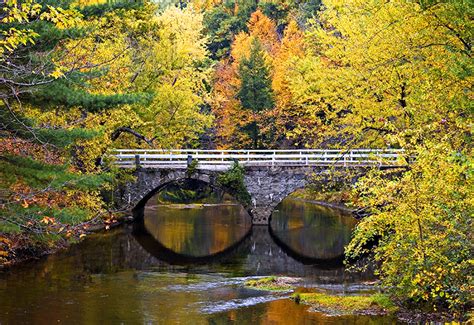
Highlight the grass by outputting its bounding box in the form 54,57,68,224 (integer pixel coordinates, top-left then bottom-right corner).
291,292,398,315
245,276,298,291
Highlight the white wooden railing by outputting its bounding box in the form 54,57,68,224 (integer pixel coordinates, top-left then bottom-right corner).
109,149,405,170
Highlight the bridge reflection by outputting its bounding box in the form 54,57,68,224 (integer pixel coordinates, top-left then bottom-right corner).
133,203,252,264
132,189,358,270
270,199,357,265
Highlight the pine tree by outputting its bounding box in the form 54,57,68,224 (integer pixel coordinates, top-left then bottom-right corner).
203,0,257,60
237,38,274,148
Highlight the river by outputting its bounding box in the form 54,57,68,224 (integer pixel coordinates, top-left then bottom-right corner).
0,185,403,324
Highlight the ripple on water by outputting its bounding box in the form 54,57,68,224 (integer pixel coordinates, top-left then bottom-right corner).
165,278,242,292
199,295,287,314
164,275,276,292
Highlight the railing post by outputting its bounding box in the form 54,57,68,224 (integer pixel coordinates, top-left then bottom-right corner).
187,154,193,167
135,154,141,169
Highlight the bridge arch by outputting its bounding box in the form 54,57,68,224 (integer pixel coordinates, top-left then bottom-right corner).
268,194,358,265
118,169,225,213
243,168,308,224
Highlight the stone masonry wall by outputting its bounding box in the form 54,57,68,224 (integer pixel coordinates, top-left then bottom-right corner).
116,166,331,224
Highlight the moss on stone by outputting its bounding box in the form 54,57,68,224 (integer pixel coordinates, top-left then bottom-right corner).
244,276,298,291
291,292,398,315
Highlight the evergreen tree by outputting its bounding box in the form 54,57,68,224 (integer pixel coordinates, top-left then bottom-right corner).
237,38,274,148
203,0,257,60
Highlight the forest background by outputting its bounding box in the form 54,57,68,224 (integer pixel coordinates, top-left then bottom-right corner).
0,0,472,316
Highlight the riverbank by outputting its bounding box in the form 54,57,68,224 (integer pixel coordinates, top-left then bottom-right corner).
245,276,469,323
290,188,351,205
292,291,396,316
0,213,131,268
293,291,466,323
289,189,358,212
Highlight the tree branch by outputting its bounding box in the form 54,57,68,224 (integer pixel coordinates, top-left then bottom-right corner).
110,127,154,146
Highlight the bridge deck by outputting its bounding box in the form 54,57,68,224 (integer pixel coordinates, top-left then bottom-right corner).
110,149,405,169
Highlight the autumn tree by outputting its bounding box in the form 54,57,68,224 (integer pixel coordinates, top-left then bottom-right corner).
288,0,473,313
270,19,307,146
112,6,213,149
50,5,214,170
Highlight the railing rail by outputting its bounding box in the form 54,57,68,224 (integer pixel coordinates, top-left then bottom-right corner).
109,149,405,170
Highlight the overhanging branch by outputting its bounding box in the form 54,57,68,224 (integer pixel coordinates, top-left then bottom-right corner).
110,127,154,146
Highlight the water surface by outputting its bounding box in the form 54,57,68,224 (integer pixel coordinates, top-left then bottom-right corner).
271,199,358,262
0,193,402,324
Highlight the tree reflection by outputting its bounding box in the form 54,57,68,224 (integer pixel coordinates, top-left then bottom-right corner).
270,198,358,263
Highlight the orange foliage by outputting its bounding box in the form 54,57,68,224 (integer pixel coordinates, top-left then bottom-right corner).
271,20,307,139
10,182,68,209
211,62,252,148
211,13,306,148
272,20,305,107
0,138,64,165
247,10,280,55
230,10,280,63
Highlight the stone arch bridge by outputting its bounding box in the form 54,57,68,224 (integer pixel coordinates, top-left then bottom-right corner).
112,149,405,224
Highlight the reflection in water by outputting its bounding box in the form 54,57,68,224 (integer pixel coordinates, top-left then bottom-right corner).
270,199,358,262
0,190,403,324
142,203,251,257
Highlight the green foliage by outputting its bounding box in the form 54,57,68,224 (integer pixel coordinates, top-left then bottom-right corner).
203,0,256,59
237,38,274,148
32,81,151,111
258,2,288,29
0,109,98,147
37,128,99,147
293,0,321,25
79,1,146,17
217,162,251,206
0,155,112,190
237,38,274,112
155,180,218,204
186,158,199,177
